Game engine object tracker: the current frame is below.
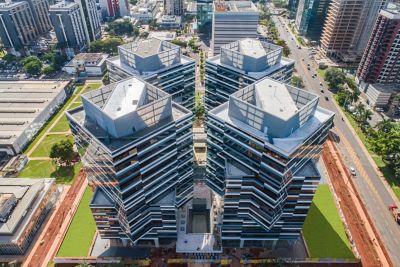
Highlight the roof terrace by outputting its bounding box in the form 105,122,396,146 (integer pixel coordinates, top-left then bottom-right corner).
117,38,181,74
214,1,258,13
210,77,335,154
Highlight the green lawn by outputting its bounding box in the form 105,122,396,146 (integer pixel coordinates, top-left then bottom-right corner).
57,187,96,257
23,85,86,154
69,102,82,109
342,110,400,200
317,68,328,79
17,160,81,184
50,115,70,133
30,134,74,158
82,83,102,93
303,185,354,259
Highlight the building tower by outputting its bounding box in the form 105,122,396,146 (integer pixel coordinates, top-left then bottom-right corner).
0,2,38,53
287,0,299,18
205,38,295,111
197,0,213,32
66,77,194,247
25,0,52,34
211,1,259,56
320,0,388,62
106,38,196,110
49,1,90,52
357,4,400,85
206,77,334,248
295,0,331,41
164,0,183,15
76,0,101,41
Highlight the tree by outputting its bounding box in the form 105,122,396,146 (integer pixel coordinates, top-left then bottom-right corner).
107,20,136,36
102,72,110,85
90,38,124,55
49,139,75,165
2,53,16,64
291,75,304,88
42,65,55,75
171,39,187,48
324,68,346,89
140,31,149,38
22,56,43,75
194,93,204,121
129,0,138,4
275,39,290,56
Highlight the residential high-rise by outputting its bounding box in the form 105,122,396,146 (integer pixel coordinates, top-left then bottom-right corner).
66,77,193,247
106,38,196,110
287,0,299,18
206,77,334,247
99,0,129,18
25,0,52,35
0,2,38,52
205,38,295,111
76,0,101,41
164,0,183,15
295,0,331,41
320,0,388,62
211,1,259,56
49,1,90,52
357,4,400,85
197,0,213,32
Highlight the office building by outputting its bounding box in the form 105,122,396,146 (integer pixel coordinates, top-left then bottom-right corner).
26,0,52,35
76,0,101,41
287,0,299,18
107,38,196,110
295,0,331,41
0,2,38,53
197,0,213,32
211,1,259,56
0,80,72,156
157,15,182,29
99,0,129,18
205,39,295,111
0,178,57,255
66,77,193,247
363,84,400,108
206,77,334,247
164,0,183,15
49,1,90,52
320,0,388,62
357,5,400,85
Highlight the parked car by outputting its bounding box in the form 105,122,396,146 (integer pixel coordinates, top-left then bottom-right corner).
349,167,356,176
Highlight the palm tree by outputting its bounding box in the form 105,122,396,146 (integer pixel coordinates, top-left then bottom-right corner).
376,118,393,134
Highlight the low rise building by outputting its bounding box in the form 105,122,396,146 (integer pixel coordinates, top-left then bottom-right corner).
363,83,400,109
157,15,181,29
63,53,108,77
107,38,195,110
0,80,72,156
0,178,57,255
205,39,294,111
148,31,176,41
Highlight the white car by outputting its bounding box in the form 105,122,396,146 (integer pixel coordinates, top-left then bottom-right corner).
349,167,356,176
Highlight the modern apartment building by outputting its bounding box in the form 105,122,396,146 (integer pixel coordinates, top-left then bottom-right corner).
205,39,295,111
106,38,196,110
295,0,331,41
66,77,193,247
49,1,90,52
287,0,299,18
0,2,38,52
357,5,400,85
320,0,388,62
206,77,334,247
99,0,129,18
211,1,259,56
164,0,183,15
25,0,52,35
197,0,213,31
76,0,101,41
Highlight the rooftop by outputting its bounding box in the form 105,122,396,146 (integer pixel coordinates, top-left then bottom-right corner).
381,3,400,19
112,38,183,74
0,80,70,150
209,77,334,155
67,77,191,152
0,178,55,243
214,1,258,13
209,39,294,77
49,1,78,9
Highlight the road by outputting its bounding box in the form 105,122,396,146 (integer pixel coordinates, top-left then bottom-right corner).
270,13,400,266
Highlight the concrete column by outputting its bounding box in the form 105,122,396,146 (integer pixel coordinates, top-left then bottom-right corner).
272,239,278,250
154,238,159,248
240,239,244,248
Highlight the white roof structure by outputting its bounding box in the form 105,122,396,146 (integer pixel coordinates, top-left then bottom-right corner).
238,38,266,58
254,78,298,121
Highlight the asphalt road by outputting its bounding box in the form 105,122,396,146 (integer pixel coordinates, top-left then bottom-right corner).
270,14,400,266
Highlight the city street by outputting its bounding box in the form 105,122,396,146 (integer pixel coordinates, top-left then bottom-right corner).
270,13,400,266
